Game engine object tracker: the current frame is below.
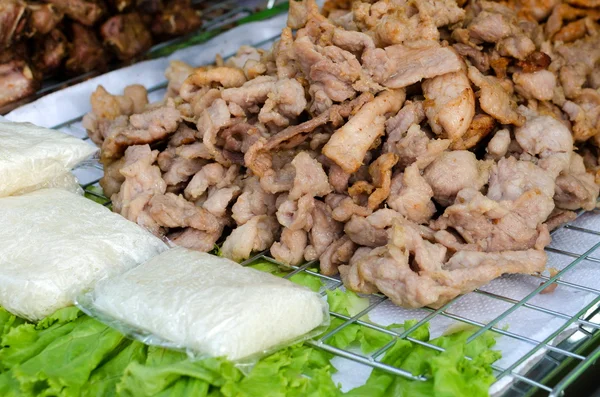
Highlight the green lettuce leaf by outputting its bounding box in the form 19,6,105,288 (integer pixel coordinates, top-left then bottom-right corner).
0,307,84,371
154,377,211,397
326,289,369,317
248,261,323,292
345,324,500,397
0,320,78,371
288,272,322,292
326,318,394,354
0,308,25,340
221,345,340,397
211,244,224,257
248,261,281,274
82,341,148,397
84,186,110,205
13,316,126,395
0,371,21,397
118,347,239,396
36,306,82,330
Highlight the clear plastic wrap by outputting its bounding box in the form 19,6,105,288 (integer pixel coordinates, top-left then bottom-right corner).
10,172,84,196
0,188,168,321
0,120,97,197
77,247,330,361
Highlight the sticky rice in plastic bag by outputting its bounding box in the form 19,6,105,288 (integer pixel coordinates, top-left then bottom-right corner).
0,120,97,197
0,188,168,321
77,247,329,361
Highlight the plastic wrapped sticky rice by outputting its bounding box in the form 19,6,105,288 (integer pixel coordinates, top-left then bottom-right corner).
0,120,97,197
0,188,168,321
79,247,329,360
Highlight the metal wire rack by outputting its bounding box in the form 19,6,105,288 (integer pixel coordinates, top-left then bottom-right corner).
39,10,600,397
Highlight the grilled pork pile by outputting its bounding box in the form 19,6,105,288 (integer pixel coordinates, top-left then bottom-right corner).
0,0,202,109
85,0,600,308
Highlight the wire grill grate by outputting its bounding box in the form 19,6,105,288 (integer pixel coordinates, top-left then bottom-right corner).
46,14,600,397
64,124,600,397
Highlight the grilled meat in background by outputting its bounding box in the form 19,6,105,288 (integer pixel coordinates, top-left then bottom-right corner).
27,3,64,36
0,0,202,109
32,28,67,77
0,0,28,48
47,0,106,26
151,0,202,38
100,12,153,60
0,44,38,109
65,22,108,75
